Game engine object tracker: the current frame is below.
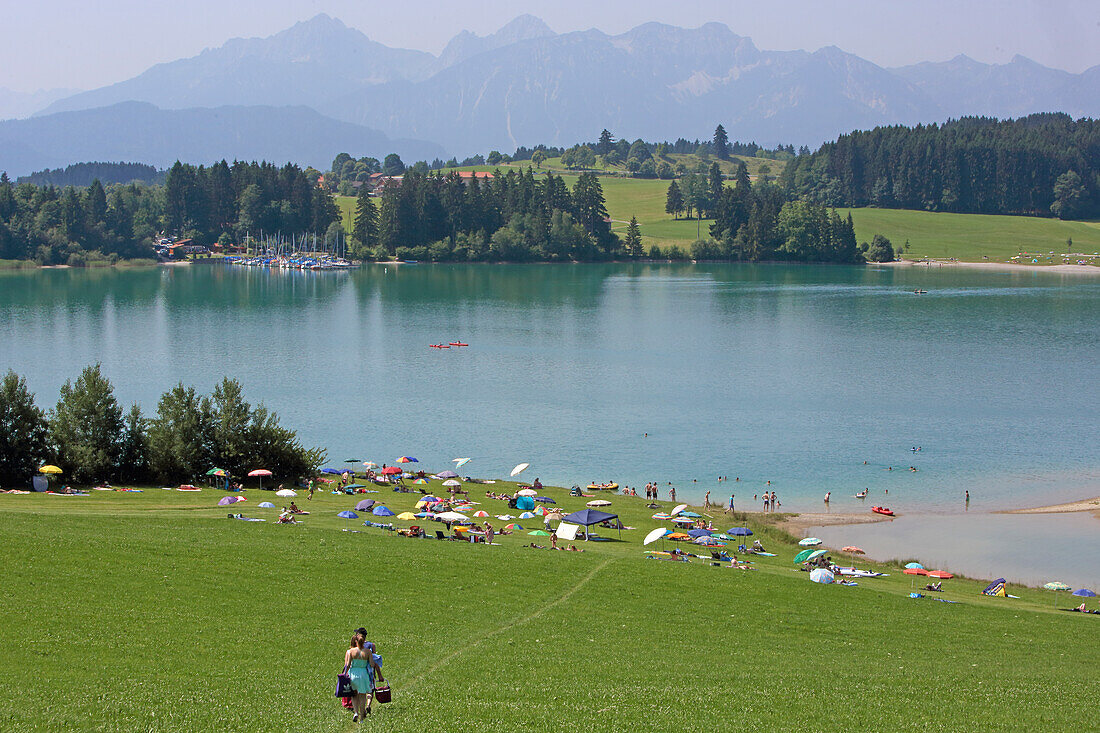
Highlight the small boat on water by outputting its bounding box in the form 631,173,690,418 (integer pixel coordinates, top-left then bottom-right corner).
448,342,469,347
854,490,867,499
871,506,895,517
587,483,619,491
913,289,927,294
429,344,451,349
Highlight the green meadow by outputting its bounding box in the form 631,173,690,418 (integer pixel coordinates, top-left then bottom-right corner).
1,479,1095,731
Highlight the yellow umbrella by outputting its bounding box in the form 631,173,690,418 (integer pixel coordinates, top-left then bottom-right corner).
396,512,417,520
40,465,62,474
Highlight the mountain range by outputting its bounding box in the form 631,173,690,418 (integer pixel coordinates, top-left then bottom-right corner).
3,13,1098,176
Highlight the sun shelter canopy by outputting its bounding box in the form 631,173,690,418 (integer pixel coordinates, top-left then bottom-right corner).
563,508,618,526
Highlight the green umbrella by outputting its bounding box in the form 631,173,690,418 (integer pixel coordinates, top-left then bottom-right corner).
528,530,550,536
205,467,227,476
794,549,815,563
1044,581,1071,607
807,549,828,561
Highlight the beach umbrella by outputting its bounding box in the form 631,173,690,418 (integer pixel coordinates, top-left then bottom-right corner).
903,568,928,576
927,571,954,579
510,463,529,477
842,546,865,554
810,568,835,584
344,459,361,463
397,456,418,463
793,549,815,564
546,511,565,522
905,562,925,570
644,527,670,546
258,501,275,508
679,511,701,518
473,510,489,518
413,478,428,484
519,511,536,519
534,506,547,516
436,511,469,522
806,549,828,561
436,471,459,479
528,530,550,536
362,462,378,468
687,528,713,538
695,536,725,546
396,512,417,520
248,468,272,491
39,465,63,474
1071,588,1097,598
415,512,435,518
337,509,358,531
275,488,297,498
727,527,753,537
442,479,462,487
505,523,522,530
652,513,673,520
373,506,396,517
536,496,555,503
1044,581,1071,607
714,533,734,541
355,499,375,511
668,532,690,540
218,496,238,506
587,499,612,507
205,468,227,477
516,488,537,497
453,458,471,468
670,503,688,516
379,466,401,475
798,537,822,546
321,468,342,474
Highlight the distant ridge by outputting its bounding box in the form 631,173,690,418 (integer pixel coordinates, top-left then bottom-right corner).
0,102,444,177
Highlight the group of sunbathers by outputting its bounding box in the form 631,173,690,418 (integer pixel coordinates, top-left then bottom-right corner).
527,543,584,552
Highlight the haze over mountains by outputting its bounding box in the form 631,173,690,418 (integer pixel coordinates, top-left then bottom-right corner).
3,13,1098,176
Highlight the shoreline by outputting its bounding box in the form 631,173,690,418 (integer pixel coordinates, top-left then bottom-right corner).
1000,495,1100,517
882,259,1099,274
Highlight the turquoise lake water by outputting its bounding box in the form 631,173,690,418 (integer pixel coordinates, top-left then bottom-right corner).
1,263,1097,515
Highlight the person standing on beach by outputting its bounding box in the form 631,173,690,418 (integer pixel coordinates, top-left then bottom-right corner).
670,486,676,502
704,491,711,508
728,494,735,513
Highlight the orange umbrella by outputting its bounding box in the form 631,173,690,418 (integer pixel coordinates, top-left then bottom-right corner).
668,532,690,540
903,568,928,576
842,546,865,554
927,570,953,579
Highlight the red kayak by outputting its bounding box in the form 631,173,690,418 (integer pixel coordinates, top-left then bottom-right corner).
871,506,895,517
429,344,451,349
449,342,469,347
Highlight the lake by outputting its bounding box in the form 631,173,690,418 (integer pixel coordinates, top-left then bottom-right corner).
1,262,1097,516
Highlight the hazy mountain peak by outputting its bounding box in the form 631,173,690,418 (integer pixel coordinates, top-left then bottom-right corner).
438,14,556,68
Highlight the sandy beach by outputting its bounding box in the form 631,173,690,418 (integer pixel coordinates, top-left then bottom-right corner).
1002,496,1100,518
776,511,894,535
882,259,1099,274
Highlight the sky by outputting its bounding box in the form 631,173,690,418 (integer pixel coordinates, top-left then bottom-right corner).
2,0,1098,92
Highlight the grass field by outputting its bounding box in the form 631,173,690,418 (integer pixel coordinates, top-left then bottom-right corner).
1,477,1095,731
337,172,1100,264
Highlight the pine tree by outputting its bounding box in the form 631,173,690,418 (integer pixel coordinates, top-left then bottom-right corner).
713,124,730,160
48,364,126,483
665,180,684,219
353,186,379,250
624,216,643,257
596,129,614,156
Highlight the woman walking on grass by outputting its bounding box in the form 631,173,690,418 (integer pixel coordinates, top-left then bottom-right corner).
344,631,384,721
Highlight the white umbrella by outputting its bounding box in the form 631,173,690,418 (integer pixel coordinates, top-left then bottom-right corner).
516,488,537,497
810,568,835,584
799,537,822,546
436,511,469,522
670,503,688,516
276,489,297,497
644,527,670,546
587,499,611,507
442,479,462,487
453,458,472,468
510,463,529,477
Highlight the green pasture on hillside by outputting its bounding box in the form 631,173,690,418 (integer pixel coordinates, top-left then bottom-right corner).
1,478,1095,731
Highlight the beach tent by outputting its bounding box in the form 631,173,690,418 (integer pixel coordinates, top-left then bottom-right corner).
555,523,580,541
515,496,536,511
258,502,275,508
982,579,1007,596
562,508,619,540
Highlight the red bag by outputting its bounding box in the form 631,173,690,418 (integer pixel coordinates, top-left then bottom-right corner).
373,685,391,704
341,697,354,710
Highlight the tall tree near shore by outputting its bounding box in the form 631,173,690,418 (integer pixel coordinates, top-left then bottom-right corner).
624,216,643,257
49,364,126,483
0,370,49,487
713,124,730,160
352,186,379,251
572,173,613,254
147,384,213,483
665,180,684,219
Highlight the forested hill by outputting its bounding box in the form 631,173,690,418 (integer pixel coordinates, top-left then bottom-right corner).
18,162,164,187
781,113,1100,219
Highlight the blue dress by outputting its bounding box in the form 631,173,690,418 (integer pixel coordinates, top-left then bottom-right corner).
348,657,375,694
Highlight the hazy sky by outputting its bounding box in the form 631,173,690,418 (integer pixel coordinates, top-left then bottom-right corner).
3,0,1098,91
